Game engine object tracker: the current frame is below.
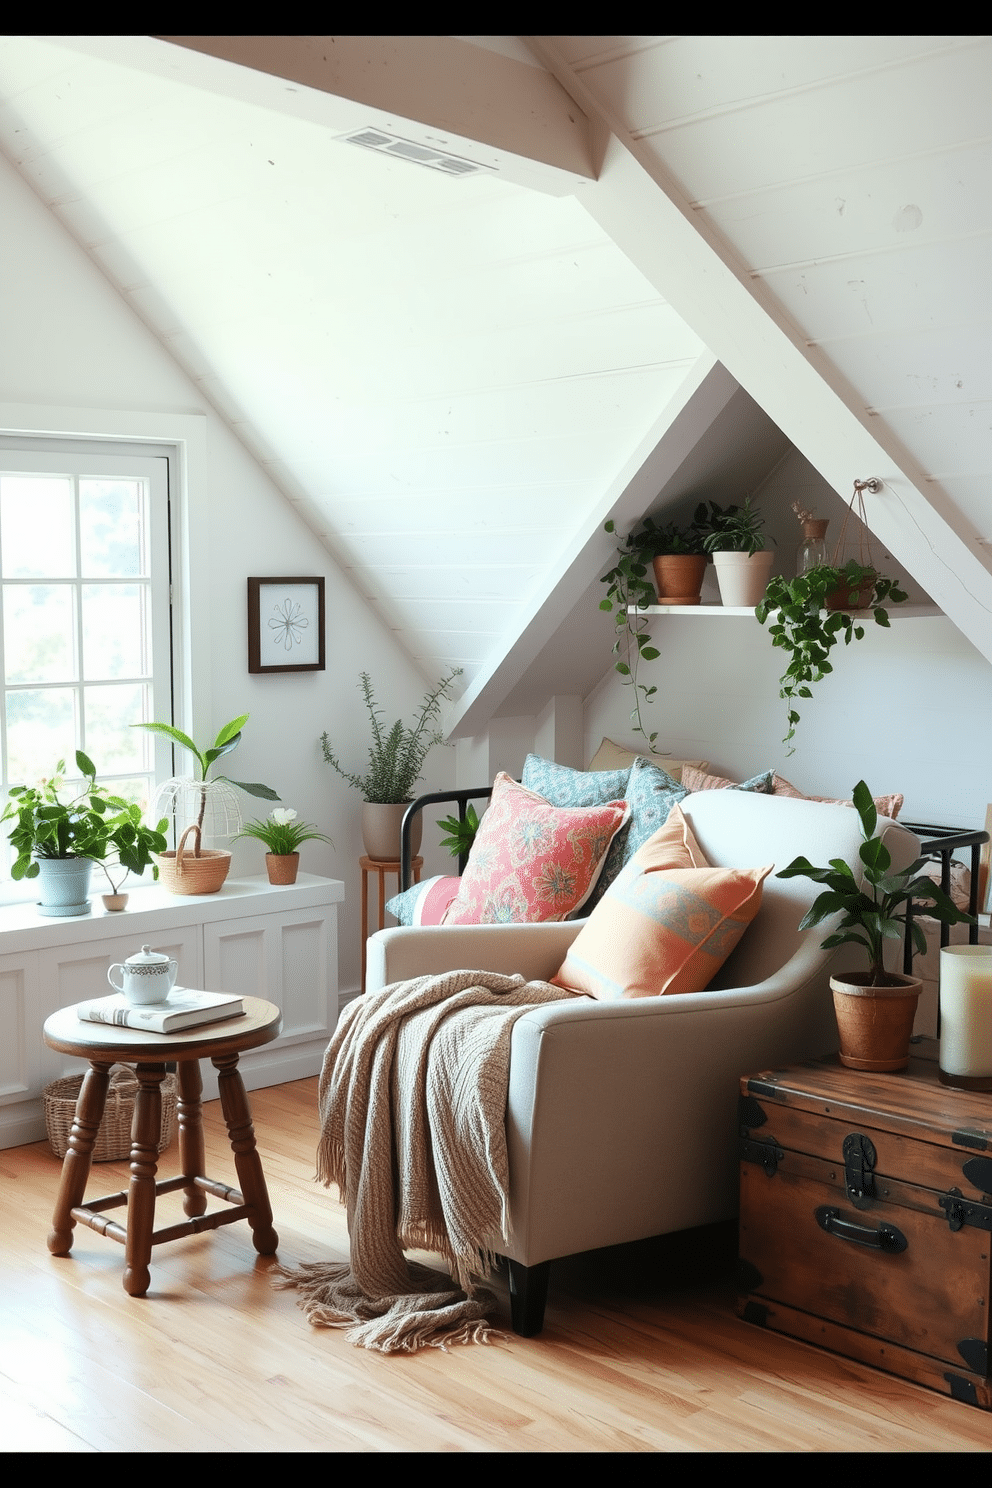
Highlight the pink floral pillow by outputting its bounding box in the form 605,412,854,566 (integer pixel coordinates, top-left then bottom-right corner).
441,773,630,926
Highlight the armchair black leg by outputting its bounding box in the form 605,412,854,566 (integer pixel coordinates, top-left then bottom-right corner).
506,1259,551,1336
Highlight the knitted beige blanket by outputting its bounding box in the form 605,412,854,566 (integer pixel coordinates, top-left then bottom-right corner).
283,968,576,1352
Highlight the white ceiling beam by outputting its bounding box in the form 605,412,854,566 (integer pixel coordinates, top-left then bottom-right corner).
447,353,737,737
72,34,596,196
528,38,992,663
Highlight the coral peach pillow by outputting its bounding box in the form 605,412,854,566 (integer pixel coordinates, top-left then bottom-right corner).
552,833,772,1000
681,766,774,795
441,773,630,926
772,774,903,820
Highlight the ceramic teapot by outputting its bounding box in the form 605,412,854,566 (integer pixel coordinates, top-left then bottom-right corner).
107,945,179,1006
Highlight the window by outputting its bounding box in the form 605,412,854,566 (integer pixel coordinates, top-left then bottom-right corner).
0,439,174,880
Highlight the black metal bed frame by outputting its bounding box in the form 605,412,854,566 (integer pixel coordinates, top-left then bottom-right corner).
399,793,989,970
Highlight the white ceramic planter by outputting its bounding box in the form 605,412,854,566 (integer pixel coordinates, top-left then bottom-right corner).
35,857,93,917
712,550,775,608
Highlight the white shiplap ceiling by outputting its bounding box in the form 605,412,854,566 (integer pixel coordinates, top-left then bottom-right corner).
0,34,988,729
0,33,706,704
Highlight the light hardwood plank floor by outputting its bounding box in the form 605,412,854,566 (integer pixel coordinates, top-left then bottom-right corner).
2,1076,990,1453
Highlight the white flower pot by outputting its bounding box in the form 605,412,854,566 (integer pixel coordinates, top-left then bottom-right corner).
35,857,93,917
712,550,775,608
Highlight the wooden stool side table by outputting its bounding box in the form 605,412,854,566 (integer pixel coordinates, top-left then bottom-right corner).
42,998,282,1297
360,854,423,991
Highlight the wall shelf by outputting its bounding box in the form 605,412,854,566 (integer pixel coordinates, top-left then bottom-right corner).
631,604,942,618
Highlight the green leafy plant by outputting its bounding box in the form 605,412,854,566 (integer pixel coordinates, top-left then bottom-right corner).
133,714,279,833
234,807,332,856
320,668,462,804
699,495,769,556
1,751,169,889
776,781,973,985
436,803,480,860
599,514,708,750
755,563,908,752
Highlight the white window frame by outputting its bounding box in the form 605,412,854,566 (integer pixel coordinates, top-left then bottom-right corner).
0,405,207,902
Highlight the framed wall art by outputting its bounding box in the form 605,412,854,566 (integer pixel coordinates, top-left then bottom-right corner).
248,576,325,673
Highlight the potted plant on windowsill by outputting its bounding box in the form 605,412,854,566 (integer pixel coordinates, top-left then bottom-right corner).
1,752,169,917
133,715,279,895
700,495,775,607
599,512,708,750
320,668,461,862
776,781,973,1071
233,808,333,885
755,563,909,752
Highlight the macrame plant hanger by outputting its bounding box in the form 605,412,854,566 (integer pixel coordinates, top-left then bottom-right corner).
832,477,882,571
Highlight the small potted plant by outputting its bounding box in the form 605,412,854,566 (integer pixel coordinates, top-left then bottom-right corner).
234,807,333,885
599,513,708,749
777,781,973,1071
700,495,774,607
2,752,169,916
755,564,908,752
320,668,461,861
134,714,279,894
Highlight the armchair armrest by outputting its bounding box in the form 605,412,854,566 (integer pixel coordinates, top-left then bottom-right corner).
366,920,584,991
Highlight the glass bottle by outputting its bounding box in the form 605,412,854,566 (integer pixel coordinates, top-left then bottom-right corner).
797,518,829,576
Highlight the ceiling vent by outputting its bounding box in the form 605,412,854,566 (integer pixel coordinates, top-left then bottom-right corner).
339,127,494,178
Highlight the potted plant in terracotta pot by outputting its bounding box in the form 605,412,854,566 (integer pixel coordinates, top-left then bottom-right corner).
776,782,974,1071
320,668,461,861
700,495,774,607
233,808,333,885
599,512,708,749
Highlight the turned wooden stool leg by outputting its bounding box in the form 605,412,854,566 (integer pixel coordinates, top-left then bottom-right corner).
123,1064,166,1297
177,1058,207,1217
48,1060,113,1257
213,1051,278,1255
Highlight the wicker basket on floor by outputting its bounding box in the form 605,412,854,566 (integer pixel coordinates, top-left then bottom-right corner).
44,1064,178,1161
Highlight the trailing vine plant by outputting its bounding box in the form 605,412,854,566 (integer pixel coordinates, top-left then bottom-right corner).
598,514,705,750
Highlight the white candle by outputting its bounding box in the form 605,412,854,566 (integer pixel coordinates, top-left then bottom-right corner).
939,945,992,1088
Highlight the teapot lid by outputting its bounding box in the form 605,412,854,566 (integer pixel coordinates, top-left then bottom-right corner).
125,944,170,966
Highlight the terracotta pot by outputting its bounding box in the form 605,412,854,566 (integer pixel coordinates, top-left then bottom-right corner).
651,554,708,606
712,550,775,607
829,971,923,1072
265,852,299,885
101,893,129,912
361,802,423,863
824,569,877,612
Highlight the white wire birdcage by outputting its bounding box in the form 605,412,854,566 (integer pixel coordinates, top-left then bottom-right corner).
151,777,244,845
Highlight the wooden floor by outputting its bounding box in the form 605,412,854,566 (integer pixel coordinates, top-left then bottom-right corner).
3,1076,991,1453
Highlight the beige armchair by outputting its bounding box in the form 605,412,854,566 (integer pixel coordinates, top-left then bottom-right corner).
366,791,920,1334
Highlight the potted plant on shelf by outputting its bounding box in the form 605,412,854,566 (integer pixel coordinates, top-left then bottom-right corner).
133,714,278,895
320,667,461,861
776,781,973,1071
2,752,169,916
755,563,908,752
234,807,333,885
599,513,708,750
700,495,775,607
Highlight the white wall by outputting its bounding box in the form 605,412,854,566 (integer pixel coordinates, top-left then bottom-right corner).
0,150,454,994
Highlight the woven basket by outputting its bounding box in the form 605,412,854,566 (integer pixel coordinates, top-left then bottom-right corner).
44,1064,178,1162
156,823,232,896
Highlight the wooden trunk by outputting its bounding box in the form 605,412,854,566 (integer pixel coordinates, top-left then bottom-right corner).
737,1042,992,1410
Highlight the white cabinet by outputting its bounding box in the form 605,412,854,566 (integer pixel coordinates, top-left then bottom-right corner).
0,873,344,1149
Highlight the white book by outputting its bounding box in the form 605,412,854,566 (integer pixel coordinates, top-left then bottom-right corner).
76,987,245,1034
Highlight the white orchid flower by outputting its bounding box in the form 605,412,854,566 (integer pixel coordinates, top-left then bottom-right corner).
270,807,298,825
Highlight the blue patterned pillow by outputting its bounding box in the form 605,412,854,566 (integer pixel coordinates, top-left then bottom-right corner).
521,755,632,910
622,756,690,861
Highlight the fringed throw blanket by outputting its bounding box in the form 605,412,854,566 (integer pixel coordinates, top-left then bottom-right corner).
281,968,577,1352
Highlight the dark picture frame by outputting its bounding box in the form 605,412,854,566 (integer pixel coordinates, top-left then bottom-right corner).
247,576,325,673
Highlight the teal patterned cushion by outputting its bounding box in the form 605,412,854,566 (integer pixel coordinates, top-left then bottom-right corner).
521,755,632,910
621,756,690,861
